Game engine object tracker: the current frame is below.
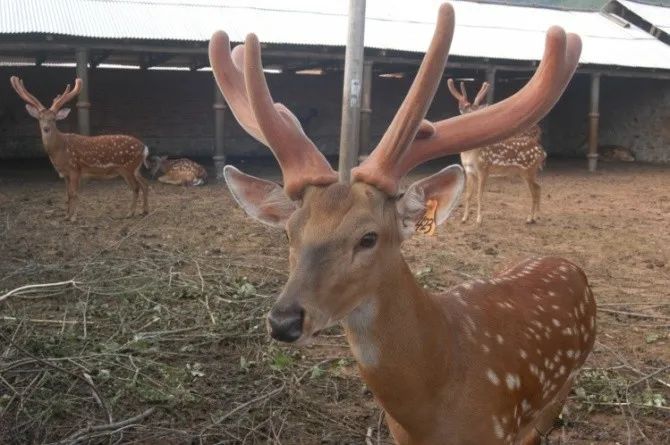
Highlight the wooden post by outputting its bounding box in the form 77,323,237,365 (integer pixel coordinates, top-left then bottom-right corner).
588,73,600,172
75,48,90,135
338,0,366,182
358,60,373,160
485,67,496,105
213,83,227,179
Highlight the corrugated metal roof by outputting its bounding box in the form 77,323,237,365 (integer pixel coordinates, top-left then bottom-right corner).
1,0,670,70
617,0,670,33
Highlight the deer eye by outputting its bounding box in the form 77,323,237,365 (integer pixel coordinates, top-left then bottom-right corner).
358,232,378,249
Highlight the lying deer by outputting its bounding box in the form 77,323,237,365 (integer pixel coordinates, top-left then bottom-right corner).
210,3,594,444
9,77,149,221
146,155,208,186
447,79,547,224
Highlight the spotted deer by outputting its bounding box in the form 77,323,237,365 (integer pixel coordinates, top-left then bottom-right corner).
9,77,149,221
146,155,208,186
210,3,594,444
447,79,547,224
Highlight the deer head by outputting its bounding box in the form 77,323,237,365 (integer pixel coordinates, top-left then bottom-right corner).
9,77,82,138
447,79,490,114
209,3,581,343
146,155,170,178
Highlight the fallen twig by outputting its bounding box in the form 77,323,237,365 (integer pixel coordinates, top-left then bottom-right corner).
598,308,670,321
51,407,155,444
0,279,77,303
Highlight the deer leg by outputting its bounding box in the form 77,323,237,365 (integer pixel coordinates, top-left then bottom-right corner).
134,170,149,215
524,171,541,224
461,172,474,223
475,171,487,225
66,172,80,222
119,170,140,217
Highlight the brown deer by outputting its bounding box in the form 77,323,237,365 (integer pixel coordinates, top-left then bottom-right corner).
447,79,547,225
9,77,149,221
146,155,208,186
210,3,592,444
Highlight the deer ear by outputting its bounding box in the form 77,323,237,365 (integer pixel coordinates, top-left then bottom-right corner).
25,104,41,119
396,165,464,240
55,108,71,120
223,165,298,229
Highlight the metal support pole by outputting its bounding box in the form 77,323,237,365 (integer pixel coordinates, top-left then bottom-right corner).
588,73,600,172
338,0,366,182
75,48,90,135
358,60,373,161
213,84,227,179
485,67,496,105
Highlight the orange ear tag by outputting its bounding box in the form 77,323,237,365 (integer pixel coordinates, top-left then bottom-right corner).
415,199,438,236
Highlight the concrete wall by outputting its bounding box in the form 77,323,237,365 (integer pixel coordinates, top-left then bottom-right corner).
1,66,668,163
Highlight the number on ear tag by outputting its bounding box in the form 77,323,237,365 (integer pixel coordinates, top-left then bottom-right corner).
415,199,438,235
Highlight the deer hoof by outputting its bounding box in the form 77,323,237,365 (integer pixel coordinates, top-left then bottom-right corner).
526,218,537,224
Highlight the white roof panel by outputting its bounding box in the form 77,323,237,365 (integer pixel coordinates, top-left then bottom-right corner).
0,0,669,70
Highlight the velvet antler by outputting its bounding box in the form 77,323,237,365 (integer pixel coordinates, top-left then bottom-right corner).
10,76,82,112
9,76,46,110
50,79,82,111
209,31,337,200
353,25,581,195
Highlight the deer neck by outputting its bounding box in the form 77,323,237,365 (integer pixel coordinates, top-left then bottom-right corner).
41,128,70,176
342,255,453,435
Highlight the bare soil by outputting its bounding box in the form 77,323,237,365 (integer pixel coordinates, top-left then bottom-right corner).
0,158,668,444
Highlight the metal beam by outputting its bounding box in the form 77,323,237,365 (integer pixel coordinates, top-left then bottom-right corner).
140,53,174,69
588,73,600,172
90,50,111,68
485,67,496,104
359,60,373,159
75,48,90,135
338,0,366,182
35,51,47,66
213,83,227,179
2,41,670,80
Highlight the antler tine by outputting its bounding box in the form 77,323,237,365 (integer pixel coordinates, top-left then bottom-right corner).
446,78,469,109
459,81,468,100
358,26,581,195
50,78,82,111
9,76,46,110
473,82,490,106
209,31,337,200
209,31,268,145
352,3,455,195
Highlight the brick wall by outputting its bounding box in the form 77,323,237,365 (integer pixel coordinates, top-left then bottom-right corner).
1,66,668,163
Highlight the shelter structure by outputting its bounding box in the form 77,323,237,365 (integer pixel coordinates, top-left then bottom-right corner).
1,0,670,173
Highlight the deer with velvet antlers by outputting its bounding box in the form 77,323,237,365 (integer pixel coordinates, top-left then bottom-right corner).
447,79,547,225
209,3,595,444
9,77,149,221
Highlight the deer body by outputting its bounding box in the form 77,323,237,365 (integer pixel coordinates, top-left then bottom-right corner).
209,4,590,444
147,156,207,186
9,77,149,221
448,81,547,224
343,253,594,444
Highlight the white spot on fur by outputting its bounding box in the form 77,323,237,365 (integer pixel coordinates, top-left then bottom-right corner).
486,369,501,385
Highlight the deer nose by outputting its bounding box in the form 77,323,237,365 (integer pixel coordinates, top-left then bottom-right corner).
268,304,304,343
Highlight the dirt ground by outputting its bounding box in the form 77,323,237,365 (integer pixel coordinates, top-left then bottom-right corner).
0,158,668,444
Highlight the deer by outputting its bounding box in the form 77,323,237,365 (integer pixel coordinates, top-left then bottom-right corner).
447,79,547,225
9,77,149,222
146,155,208,186
209,3,594,444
